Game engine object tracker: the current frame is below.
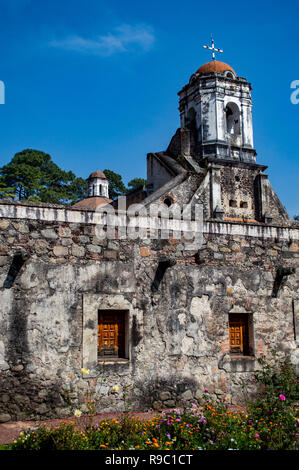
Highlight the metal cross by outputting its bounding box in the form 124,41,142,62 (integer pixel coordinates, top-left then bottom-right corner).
203,36,223,61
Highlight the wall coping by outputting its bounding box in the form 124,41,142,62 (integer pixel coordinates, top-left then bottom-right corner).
0,199,298,241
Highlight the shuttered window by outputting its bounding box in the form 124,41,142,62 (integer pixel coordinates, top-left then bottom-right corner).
229,313,250,355
98,310,126,358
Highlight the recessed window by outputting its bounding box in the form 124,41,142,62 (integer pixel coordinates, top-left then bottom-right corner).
164,197,173,207
240,201,248,208
226,102,240,135
229,313,253,356
229,200,237,208
98,310,128,359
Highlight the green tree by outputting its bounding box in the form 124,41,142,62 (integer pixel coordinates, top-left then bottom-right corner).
294,215,299,221
127,177,146,191
103,169,126,199
0,149,87,204
0,178,16,199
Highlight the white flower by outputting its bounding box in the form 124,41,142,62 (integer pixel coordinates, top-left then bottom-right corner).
74,409,82,417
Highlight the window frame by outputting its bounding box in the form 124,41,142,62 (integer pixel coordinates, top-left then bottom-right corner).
98,309,129,361
228,312,254,357
82,294,134,374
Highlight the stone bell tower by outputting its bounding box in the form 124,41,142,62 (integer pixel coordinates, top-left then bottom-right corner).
178,41,256,163
146,39,290,224
87,171,109,198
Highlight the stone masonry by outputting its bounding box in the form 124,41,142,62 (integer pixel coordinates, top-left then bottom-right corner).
0,200,298,421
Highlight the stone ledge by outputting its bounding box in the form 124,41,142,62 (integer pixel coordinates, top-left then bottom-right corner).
98,359,129,365
0,200,298,241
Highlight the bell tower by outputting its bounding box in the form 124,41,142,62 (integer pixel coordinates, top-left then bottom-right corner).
178,39,256,163
87,171,109,198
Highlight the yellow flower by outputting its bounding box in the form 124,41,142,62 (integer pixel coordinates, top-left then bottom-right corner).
81,368,90,375
113,385,119,393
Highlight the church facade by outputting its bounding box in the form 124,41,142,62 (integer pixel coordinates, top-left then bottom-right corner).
0,56,298,421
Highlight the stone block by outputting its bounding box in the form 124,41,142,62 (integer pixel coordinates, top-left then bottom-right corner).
36,404,48,415
72,244,85,257
61,238,72,246
231,244,240,252
0,394,10,403
104,250,117,259
159,391,171,401
53,246,68,257
35,239,49,254
15,222,29,234
219,247,231,253
78,235,90,244
0,220,9,230
152,401,162,410
0,413,11,423
181,389,193,400
0,256,9,267
41,229,58,240
108,241,119,250
0,244,8,254
140,247,150,257
164,400,176,407
58,226,72,238
10,364,24,372
87,244,102,254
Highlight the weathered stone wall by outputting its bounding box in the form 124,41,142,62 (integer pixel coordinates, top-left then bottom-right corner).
0,201,298,422
220,165,259,220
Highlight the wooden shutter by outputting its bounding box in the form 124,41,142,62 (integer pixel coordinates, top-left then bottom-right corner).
98,311,125,358
229,314,247,354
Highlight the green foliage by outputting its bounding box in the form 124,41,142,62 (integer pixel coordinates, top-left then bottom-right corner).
10,423,90,451
103,169,126,199
0,149,87,204
294,215,299,221
244,353,299,449
0,179,16,199
251,353,299,406
127,178,146,191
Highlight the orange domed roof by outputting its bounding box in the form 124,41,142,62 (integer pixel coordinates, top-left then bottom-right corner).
196,61,236,76
88,171,107,180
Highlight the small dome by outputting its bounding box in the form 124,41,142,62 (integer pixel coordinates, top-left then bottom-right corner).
88,171,107,180
195,61,237,77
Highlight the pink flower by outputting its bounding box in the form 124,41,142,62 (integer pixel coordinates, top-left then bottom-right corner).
204,389,209,393
279,394,286,401
254,433,260,439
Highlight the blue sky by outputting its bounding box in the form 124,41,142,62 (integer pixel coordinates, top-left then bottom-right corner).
0,0,298,216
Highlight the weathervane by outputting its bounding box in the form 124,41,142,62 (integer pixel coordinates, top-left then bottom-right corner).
203,35,223,61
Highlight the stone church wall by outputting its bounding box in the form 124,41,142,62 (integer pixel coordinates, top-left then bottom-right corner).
0,201,298,421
